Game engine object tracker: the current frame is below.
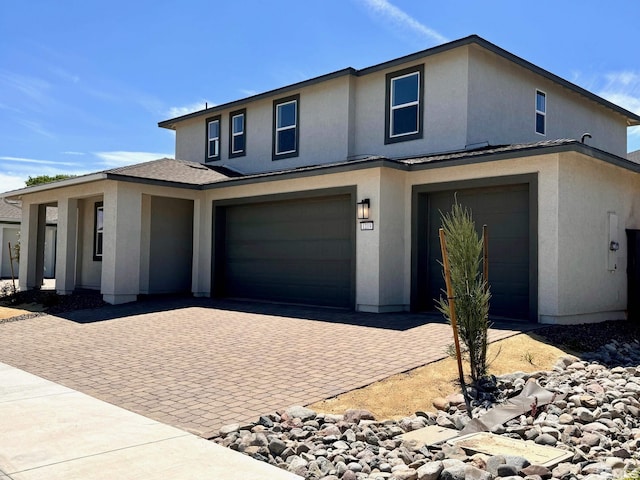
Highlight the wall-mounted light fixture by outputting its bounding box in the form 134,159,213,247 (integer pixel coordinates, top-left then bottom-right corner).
357,198,370,220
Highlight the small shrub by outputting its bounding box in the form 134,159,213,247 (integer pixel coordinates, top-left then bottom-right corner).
436,202,491,384
522,351,535,365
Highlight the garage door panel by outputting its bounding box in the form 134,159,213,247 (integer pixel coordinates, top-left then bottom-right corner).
220,194,353,308
424,184,530,320
227,239,352,261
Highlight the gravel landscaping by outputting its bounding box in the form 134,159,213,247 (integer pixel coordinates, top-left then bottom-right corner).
213,336,640,480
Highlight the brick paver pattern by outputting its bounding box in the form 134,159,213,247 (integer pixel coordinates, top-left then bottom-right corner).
0,299,531,438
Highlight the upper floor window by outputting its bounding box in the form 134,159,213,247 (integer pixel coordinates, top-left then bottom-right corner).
93,201,104,261
229,109,246,158
206,115,221,161
385,64,424,144
535,90,546,135
273,94,299,160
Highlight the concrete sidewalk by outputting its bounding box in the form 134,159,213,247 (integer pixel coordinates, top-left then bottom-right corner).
0,362,301,480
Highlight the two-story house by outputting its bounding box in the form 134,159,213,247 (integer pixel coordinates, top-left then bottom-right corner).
4,35,640,324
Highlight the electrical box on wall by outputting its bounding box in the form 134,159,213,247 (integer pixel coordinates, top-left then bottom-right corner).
608,212,618,271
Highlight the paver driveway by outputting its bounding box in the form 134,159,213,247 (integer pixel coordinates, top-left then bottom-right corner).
0,298,532,438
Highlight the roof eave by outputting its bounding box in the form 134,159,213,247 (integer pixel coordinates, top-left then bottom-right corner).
159,34,640,130
1,173,108,199
158,67,357,129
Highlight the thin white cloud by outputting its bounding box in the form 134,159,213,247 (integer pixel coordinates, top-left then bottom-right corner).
594,70,640,150
93,151,173,167
0,156,77,166
0,172,28,194
50,66,80,84
239,89,258,97
0,71,51,105
0,102,22,113
166,100,211,118
596,70,640,114
62,151,85,156
0,158,89,192
605,71,640,88
18,119,56,139
357,0,448,45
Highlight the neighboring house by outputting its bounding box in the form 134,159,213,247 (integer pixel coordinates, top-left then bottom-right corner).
629,149,640,163
2,35,640,324
0,200,56,281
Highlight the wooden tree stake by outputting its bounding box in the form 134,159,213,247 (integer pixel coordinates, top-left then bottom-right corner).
439,228,471,415
483,224,488,290
8,241,17,294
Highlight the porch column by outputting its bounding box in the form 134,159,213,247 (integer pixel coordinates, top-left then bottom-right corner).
55,197,78,295
19,203,46,290
101,183,142,304
191,197,211,297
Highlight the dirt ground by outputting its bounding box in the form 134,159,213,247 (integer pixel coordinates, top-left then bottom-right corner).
308,332,569,419
0,304,42,319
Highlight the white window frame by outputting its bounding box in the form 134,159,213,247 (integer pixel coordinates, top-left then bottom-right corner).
535,89,546,136
275,99,297,155
207,118,220,159
231,112,245,154
390,71,420,138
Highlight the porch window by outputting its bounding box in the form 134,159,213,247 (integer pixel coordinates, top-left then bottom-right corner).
93,202,104,261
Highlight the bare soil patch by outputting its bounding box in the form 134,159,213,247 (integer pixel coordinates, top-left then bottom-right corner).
308,332,568,419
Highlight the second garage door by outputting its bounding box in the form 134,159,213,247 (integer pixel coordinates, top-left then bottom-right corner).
417,183,533,320
215,194,354,308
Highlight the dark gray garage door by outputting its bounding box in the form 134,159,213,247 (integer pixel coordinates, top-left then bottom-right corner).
423,184,531,320
218,194,353,308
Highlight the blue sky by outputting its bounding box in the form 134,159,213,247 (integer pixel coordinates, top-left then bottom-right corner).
1,0,639,192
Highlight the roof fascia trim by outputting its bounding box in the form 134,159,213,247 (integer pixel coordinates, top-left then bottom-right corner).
407,142,640,173
104,173,205,189
201,158,407,190
158,67,356,129
2,173,108,199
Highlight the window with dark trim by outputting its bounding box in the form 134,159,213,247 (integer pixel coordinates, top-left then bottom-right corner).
272,94,299,160
206,115,221,161
93,201,104,261
385,64,424,144
229,109,246,158
535,90,546,135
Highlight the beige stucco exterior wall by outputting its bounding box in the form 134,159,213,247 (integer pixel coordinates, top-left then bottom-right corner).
551,153,640,323
76,195,103,290
176,76,353,172
467,45,628,157
353,48,470,158
147,196,193,294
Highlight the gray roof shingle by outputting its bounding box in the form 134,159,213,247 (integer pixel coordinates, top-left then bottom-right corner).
0,200,21,221
0,200,57,223
105,158,237,185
